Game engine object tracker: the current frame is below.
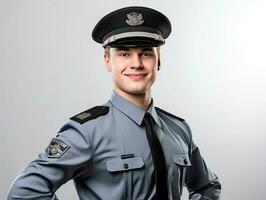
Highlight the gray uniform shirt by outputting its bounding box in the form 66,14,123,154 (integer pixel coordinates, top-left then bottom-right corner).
7,92,221,200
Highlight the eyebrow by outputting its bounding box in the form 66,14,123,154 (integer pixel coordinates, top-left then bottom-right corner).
115,47,130,51
140,47,154,51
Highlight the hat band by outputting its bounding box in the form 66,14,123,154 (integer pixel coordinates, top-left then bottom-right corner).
102,31,164,47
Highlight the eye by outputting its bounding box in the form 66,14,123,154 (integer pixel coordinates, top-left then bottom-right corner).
118,52,130,57
141,52,154,58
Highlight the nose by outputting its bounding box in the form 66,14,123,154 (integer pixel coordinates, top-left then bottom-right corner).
130,54,143,69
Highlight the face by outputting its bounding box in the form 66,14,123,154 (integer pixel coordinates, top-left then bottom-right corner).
104,46,160,96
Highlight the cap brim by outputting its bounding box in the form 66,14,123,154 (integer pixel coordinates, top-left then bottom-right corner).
106,37,164,47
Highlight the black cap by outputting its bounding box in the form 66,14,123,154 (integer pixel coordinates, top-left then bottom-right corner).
92,6,171,47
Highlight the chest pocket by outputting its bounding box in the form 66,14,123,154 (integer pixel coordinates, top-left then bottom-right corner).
106,156,145,200
172,153,191,167
106,156,144,172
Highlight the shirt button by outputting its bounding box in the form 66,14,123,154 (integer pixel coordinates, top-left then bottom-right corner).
123,163,129,169
183,159,188,165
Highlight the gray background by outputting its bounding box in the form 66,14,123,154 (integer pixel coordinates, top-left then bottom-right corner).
1,0,266,199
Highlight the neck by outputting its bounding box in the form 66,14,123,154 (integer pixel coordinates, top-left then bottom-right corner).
114,89,152,111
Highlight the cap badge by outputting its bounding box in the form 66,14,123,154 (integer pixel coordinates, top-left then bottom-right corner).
126,12,144,26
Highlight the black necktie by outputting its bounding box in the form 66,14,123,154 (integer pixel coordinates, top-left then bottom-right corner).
143,112,168,200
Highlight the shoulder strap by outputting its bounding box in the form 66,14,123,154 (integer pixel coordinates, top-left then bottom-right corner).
155,107,185,121
70,106,109,124
155,107,191,146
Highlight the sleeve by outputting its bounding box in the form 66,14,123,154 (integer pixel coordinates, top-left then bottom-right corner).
7,123,93,200
183,122,221,200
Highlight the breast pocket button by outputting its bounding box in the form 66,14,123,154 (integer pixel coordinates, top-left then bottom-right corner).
123,163,129,169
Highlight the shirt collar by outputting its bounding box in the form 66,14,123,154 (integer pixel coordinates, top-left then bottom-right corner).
109,91,161,127
147,100,162,128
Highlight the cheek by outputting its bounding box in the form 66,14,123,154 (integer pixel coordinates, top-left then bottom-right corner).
109,62,124,80
112,68,121,78
110,59,127,74
151,69,157,80
149,66,158,82
148,61,158,75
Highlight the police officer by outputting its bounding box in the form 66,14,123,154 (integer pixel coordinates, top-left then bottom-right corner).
7,6,221,200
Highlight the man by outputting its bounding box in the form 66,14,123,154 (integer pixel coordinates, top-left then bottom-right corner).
7,6,221,200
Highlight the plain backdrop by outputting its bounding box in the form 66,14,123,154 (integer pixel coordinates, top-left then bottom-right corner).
1,0,266,199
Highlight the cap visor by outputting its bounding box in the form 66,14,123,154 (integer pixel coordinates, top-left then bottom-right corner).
107,37,164,47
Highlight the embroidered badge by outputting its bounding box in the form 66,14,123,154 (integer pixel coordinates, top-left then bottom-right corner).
45,138,70,158
126,12,144,26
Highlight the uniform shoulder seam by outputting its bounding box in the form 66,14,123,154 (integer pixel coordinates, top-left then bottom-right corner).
155,107,185,121
70,106,109,124
155,107,191,146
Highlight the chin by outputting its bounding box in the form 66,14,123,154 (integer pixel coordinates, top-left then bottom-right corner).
130,91,145,95
126,88,148,95
115,84,151,96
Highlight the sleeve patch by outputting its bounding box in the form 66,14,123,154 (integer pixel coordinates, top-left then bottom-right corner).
45,138,70,158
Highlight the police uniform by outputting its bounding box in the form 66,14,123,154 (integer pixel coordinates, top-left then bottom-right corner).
7,6,221,200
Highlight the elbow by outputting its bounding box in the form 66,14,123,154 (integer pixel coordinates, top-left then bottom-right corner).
189,180,222,200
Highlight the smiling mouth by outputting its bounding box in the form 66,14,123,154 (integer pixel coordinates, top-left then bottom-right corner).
124,73,147,80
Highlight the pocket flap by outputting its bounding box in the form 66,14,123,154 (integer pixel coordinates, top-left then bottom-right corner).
172,154,191,166
106,156,144,172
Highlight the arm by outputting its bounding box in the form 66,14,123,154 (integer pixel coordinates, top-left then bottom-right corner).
7,123,92,200
183,122,221,200
185,145,221,200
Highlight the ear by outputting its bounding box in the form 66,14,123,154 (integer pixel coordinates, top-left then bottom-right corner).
104,50,112,72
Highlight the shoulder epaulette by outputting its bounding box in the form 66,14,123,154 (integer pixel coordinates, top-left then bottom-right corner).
70,106,109,124
155,107,185,122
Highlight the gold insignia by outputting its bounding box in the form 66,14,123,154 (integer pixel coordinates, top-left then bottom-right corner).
126,12,144,26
